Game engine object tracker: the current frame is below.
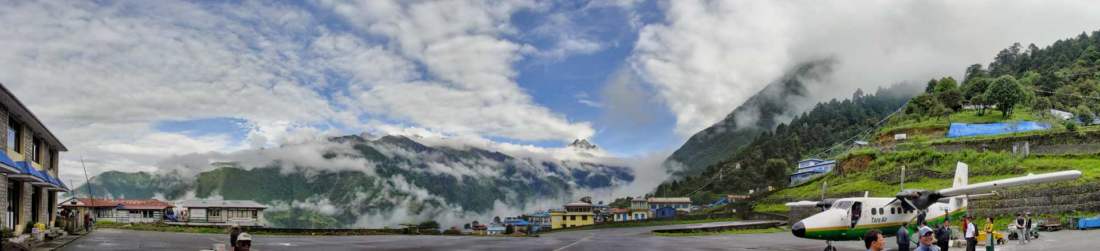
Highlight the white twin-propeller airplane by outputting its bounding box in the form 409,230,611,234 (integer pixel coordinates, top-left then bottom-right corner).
786,162,1081,251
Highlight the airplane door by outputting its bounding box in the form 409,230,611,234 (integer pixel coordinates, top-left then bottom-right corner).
849,202,862,229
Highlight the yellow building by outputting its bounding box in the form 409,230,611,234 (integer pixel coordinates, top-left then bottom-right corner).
550,201,594,229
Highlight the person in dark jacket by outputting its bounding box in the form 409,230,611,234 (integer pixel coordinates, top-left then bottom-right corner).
935,220,951,251
898,222,911,251
229,225,242,249
1024,212,1033,244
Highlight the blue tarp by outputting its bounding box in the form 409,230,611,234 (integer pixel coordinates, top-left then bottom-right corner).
946,121,1051,138
1080,216,1100,229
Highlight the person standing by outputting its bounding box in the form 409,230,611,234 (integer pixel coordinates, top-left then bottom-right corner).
864,229,886,251
936,220,951,251
984,217,995,249
83,213,93,233
916,226,941,251
965,216,977,251
898,222,911,251
1015,213,1025,245
1024,212,1033,244
229,225,242,250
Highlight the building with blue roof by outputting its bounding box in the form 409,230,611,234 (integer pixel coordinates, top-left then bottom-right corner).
0,83,68,235
788,159,836,187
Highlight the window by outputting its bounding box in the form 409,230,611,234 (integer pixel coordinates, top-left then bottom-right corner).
890,208,895,214
879,208,884,215
581,215,588,221
31,138,41,163
569,215,575,221
7,120,21,153
252,210,258,219
209,209,220,217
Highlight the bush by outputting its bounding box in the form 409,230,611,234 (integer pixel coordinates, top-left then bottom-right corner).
1065,121,1078,132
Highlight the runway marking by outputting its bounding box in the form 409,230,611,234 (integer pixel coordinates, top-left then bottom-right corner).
553,234,593,251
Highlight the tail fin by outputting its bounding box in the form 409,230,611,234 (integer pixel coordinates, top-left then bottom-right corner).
952,162,969,210
953,162,968,188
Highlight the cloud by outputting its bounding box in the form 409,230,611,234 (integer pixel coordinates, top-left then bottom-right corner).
0,0,600,185
631,0,1100,137
318,0,596,141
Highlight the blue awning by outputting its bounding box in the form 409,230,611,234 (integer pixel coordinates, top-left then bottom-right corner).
0,151,19,174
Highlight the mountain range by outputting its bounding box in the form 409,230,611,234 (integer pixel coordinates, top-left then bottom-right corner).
70,134,633,228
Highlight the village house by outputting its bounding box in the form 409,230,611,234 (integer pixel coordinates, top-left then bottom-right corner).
647,197,692,212
0,84,68,235
610,208,630,222
788,158,836,186
59,198,173,223
550,201,594,229
629,197,650,220
172,200,267,227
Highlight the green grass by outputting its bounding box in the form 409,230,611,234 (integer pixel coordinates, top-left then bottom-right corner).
753,203,789,214
653,227,785,237
547,217,740,232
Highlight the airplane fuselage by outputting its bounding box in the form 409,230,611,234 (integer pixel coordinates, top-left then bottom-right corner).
791,197,966,241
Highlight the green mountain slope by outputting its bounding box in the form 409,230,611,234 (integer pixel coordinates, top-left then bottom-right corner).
663,59,832,177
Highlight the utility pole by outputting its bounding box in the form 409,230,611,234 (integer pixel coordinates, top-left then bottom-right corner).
900,165,906,191
81,157,94,201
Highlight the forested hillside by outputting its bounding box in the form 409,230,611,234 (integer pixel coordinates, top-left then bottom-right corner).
663,60,831,177
655,85,913,201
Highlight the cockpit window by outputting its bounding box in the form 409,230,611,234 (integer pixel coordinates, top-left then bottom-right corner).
833,201,852,210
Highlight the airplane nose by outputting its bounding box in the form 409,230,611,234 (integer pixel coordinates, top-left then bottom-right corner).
792,221,805,238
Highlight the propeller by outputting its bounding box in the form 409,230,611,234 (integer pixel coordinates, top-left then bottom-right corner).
888,189,944,211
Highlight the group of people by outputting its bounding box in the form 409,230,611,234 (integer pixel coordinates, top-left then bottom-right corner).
864,216,998,251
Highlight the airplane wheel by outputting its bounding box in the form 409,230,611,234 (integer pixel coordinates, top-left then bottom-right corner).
823,246,837,251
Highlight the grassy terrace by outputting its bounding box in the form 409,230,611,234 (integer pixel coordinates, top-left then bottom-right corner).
880,107,1047,134
95,222,406,236
754,107,1100,214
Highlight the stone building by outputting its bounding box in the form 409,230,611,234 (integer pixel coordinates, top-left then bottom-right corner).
0,83,69,235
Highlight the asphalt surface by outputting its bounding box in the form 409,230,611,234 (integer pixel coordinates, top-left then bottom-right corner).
60,222,1098,251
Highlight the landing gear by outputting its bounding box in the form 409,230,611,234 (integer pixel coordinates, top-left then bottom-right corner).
823,241,837,251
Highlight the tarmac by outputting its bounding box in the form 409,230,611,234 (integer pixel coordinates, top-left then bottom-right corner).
59,221,1099,251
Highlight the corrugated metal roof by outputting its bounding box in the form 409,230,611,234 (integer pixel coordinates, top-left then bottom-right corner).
176,200,267,209
63,198,173,210
647,197,691,204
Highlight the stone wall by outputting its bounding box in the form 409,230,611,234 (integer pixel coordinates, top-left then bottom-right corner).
969,183,1100,218
933,130,1100,156
0,175,7,229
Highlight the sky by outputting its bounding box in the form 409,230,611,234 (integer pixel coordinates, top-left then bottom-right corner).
2,0,1100,188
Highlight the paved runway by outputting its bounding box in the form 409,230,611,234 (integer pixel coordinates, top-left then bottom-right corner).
61,222,1098,251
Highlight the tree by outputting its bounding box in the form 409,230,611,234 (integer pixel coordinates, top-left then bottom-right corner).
418,220,441,230
964,78,992,115
986,75,1027,118
763,159,789,187
1076,104,1094,125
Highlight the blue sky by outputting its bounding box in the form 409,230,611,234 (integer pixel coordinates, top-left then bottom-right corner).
5,0,1100,184
141,0,679,156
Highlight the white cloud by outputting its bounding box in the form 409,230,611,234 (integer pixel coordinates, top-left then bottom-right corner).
318,0,595,141
631,0,1100,137
0,0,600,185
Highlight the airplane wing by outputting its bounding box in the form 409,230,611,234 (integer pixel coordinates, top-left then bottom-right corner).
937,170,1081,197
785,199,836,209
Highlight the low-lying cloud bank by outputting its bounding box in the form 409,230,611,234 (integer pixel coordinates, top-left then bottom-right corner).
85,133,668,228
